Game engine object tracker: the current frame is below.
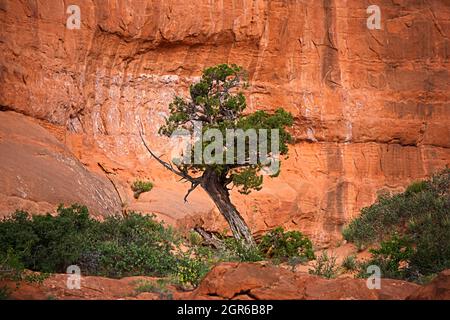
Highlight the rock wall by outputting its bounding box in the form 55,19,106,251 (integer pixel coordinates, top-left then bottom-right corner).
0,112,122,216
1,0,449,246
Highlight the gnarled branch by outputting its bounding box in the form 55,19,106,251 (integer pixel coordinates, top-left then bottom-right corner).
137,120,203,202
184,181,200,202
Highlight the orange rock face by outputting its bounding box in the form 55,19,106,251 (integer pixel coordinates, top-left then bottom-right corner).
2,263,439,300
0,112,122,216
183,262,421,300
407,270,450,300
0,1,449,246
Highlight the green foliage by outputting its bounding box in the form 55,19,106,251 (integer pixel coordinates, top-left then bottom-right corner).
178,227,315,283
185,228,315,267
0,205,179,278
0,285,11,300
287,256,310,271
175,255,210,288
0,248,25,281
231,167,263,195
0,247,49,284
405,180,429,195
222,238,263,262
131,180,154,199
83,213,180,278
343,169,450,280
259,227,315,261
158,64,294,195
309,252,338,279
341,255,358,272
358,235,414,280
188,231,203,246
23,272,50,284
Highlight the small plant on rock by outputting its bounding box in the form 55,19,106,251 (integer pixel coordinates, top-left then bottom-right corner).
175,255,210,289
0,285,11,300
341,255,358,272
223,238,263,262
131,180,154,199
309,251,338,279
259,227,315,261
358,234,414,280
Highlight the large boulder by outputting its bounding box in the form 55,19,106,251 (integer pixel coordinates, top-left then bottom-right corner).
0,111,122,217
407,270,450,300
188,262,420,300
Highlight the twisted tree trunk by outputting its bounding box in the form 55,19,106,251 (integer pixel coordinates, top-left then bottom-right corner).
201,169,256,248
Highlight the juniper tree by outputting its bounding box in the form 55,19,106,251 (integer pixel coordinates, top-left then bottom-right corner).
139,64,293,247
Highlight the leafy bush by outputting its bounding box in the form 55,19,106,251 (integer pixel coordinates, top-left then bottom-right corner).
183,227,315,271
0,205,180,278
23,272,50,284
341,255,358,272
82,213,179,277
0,204,319,289
175,254,210,288
0,248,25,281
0,286,11,300
358,234,414,280
223,238,263,262
287,256,310,270
309,251,338,279
405,180,429,195
343,169,450,280
188,231,203,246
259,227,315,261
131,180,154,199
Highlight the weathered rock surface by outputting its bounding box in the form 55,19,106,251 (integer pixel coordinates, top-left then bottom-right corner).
407,270,450,300
0,111,121,217
188,262,420,300
0,1,449,246
8,263,450,300
0,273,173,300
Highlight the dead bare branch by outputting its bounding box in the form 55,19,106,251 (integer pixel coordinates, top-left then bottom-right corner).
137,119,200,186
184,181,200,202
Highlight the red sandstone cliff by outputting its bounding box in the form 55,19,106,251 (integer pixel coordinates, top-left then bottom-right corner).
0,0,449,246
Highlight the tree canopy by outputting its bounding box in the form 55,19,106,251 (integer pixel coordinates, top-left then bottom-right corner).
154,64,293,196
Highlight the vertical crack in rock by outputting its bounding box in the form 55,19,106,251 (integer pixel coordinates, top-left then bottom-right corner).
321,0,341,89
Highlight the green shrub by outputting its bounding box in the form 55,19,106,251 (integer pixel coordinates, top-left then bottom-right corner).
341,255,357,272
287,256,309,271
188,231,203,246
358,234,414,280
259,227,315,261
0,285,11,300
131,180,154,199
343,169,450,280
309,251,338,279
23,272,50,284
0,248,25,281
82,213,179,277
223,238,263,262
175,255,210,288
405,180,429,195
0,205,179,278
